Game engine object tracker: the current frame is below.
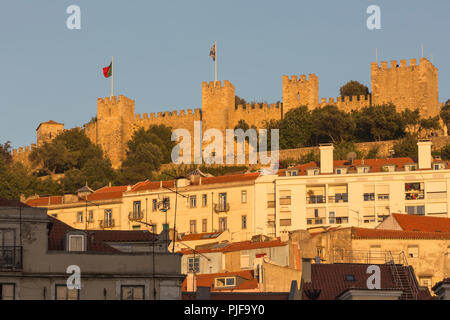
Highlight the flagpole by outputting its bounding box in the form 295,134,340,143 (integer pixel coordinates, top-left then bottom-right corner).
214,41,217,84
111,56,114,97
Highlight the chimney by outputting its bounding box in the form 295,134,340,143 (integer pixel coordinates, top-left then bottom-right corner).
417,139,432,169
301,258,312,283
319,143,334,174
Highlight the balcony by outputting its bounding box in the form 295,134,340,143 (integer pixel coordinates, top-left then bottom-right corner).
306,195,325,204
214,203,230,213
100,219,115,229
405,191,424,200
0,246,22,270
328,194,348,203
128,210,144,221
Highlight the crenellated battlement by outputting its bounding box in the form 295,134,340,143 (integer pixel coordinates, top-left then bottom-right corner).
11,143,36,168
134,108,201,121
371,57,435,71
319,94,371,112
282,73,318,83
201,80,234,90
234,103,280,111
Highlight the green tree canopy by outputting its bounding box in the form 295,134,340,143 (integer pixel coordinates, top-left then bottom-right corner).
279,106,312,149
311,105,355,144
339,80,369,97
393,134,418,159
440,104,450,132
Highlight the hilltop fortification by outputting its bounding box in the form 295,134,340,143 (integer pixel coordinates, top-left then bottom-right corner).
13,57,442,168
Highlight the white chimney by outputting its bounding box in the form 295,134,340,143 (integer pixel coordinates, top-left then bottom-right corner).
417,140,432,169
319,144,334,174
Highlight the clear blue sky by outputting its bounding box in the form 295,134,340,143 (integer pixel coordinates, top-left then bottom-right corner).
1,0,449,148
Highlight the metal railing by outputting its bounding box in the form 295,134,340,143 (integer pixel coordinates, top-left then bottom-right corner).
0,246,22,270
100,219,115,229
332,249,405,265
214,203,230,213
328,194,348,203
128,210,144,221
306,196,325,204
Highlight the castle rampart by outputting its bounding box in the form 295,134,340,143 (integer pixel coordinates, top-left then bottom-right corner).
319,94,371,112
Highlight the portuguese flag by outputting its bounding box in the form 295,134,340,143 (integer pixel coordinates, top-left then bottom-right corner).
103,62,112,78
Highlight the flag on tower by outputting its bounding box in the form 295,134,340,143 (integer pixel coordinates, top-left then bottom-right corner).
209,43,216,62
103,62,112,78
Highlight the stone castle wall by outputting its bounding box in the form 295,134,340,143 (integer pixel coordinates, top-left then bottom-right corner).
13,57,442,169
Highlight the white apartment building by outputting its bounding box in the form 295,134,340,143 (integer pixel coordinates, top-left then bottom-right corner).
254,140,450,238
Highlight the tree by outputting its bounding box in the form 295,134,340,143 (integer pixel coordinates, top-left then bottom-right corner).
311,105,355,144
235,96,248,107
419,116,441,137
440,104,450,133
278,106,313,149
120,142,164,184
333,141,363,160
446,99,450,106
393,134,418,159
401,109,421,136
440,144,450,161
127,125,174,164
340,80,369,97
352,104,405,142
0,141,12,164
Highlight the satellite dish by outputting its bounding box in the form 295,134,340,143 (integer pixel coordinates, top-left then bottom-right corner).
346,152,357,163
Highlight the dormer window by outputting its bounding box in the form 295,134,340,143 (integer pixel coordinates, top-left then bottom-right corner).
433,162,446,170
382,165,396,172
67,233,86,252
335,167,348,175
357,166,370,174
286,169,299,176
404,164,417,171
306,168,319,176
214,277,236,288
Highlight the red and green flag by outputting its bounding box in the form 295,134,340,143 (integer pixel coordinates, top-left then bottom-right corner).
103,62,112,78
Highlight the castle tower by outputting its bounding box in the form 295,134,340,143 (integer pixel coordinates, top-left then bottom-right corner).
371,57,439,117
202,80,235,132
282,74,319,112
94,95,135,169
36,120,64,147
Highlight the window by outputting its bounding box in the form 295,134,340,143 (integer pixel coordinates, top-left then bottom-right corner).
68,235,84,252
377,194,389,200
219,217,227,232
219,193,227,211
215,277,236,288
190,220,197,234
336,217,348,224
408,245,419,259
55,285,79,300
76,211,83,223
87,210,94,222
189,196,197,208
133,201,141,216
202,194,207,207
104,209,113,227
279,190,291,205
163,223,169,231
345,275,355,282
267,193,275,208
242,215,247,229
241,190,247,203
152,199,158,211
406,206,425,215
364,193,375,201
121,285,144,300
188,257,200,273
202,219,207,233
307,168,319,176
0,284,15,300
132,225,140,230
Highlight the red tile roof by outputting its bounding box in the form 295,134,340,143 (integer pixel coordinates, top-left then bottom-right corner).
0,198,31,207
302,263,431,300
390,213,450,233
89,230,157,242
47,217,118,253
352,227,450,240
199,172,260,185
95,185,129,193
180,239,286,255
279,157,448,176
26,196,63,207
180,232,224,241
181,270,258,292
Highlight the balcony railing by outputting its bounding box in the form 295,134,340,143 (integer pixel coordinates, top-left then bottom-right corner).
0,246,22,270
306,195,325,204
328,194,348,203
128,211,144,221
405,191,424,200
214,203,230,213
100,219,115,229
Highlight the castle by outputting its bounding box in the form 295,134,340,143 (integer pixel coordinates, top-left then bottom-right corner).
12,57,441,169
